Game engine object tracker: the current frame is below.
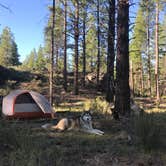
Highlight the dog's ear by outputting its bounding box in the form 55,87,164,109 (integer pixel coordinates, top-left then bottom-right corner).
88,110,93,115
81,111,85,115
82,110,93,115
81,110,87,116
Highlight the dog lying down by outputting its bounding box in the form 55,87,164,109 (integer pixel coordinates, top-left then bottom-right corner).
42,111,104,136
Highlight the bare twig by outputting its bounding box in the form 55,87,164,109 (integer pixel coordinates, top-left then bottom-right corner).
0,3,13,13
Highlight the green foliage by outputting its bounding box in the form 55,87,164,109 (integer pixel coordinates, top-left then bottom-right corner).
0,27,20,66
44,4,64,70
0,65,35,96
22,46,48,72
134,113,161,151
22,49,37,70
129,1,157,96
159,16,166,79
159,54,166,81
28,49,36,69
85,14,98,72
11,41,20,65
35,46,47,71
129,8,146,66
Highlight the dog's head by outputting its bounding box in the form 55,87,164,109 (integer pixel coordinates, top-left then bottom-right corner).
81,111,92,122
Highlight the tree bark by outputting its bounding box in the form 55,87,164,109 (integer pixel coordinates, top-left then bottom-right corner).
146,8,152,97
55,43,59,70
63,0,67,92
155,0,160,102
130,60,134,98
140,59,144,95
49,0,55,106
106,0,115,102
115,0,130,117
82,8,87,87
96,0,100,88
74,0,79,95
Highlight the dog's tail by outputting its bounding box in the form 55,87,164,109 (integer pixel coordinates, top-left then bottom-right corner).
41,123,52,129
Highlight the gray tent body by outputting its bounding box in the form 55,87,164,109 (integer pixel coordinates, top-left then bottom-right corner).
2,90,53,118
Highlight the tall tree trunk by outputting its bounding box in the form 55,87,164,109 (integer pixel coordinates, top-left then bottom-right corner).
91,56,93,72
130,60,134,98
82,8,86,87
106,0,115,102
146,9,152,97
115,0,130,118
63,0,67,92
155,0,160,102
49,0,55,106
74,0,79,95
140,58,144,95
55,43,59,70
96,0,100,88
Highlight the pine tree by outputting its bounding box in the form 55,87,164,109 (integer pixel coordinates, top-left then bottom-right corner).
23,49,37,70
86,17,98,72
129,8,146,95
140,0,155,97
0,27,20,66
63,0,68,91
96,0,101,87
50,0,55,106
159,15,166,56
44,2,64,70
81,0,88,87
155,0,160,102
106,0,115,102
36,46,46,71
73,0,79,95
115,0,130,117
11,41,20,65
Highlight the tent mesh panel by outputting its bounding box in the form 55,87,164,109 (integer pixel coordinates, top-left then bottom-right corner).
15,93,36,104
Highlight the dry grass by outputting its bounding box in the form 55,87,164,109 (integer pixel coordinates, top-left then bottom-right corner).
0,74,166,166
0,103,166,166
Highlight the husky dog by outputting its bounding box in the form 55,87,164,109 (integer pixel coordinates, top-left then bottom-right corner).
42,111,104,136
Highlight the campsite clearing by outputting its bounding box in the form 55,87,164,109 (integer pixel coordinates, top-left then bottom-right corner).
0,97,166,166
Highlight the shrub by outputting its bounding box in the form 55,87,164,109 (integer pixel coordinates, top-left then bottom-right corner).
84,97,112,116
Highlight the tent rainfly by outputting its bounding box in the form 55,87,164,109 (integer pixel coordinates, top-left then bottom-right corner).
2,90,53,118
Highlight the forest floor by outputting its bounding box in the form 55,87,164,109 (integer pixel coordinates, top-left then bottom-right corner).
0,73,166,166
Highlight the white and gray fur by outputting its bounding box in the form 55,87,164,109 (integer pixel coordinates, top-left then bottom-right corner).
42,111,104,136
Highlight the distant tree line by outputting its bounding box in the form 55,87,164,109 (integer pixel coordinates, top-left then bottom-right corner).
22,46,47,71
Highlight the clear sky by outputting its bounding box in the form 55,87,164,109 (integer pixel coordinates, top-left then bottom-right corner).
0,0,50,62
0,0,140,63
